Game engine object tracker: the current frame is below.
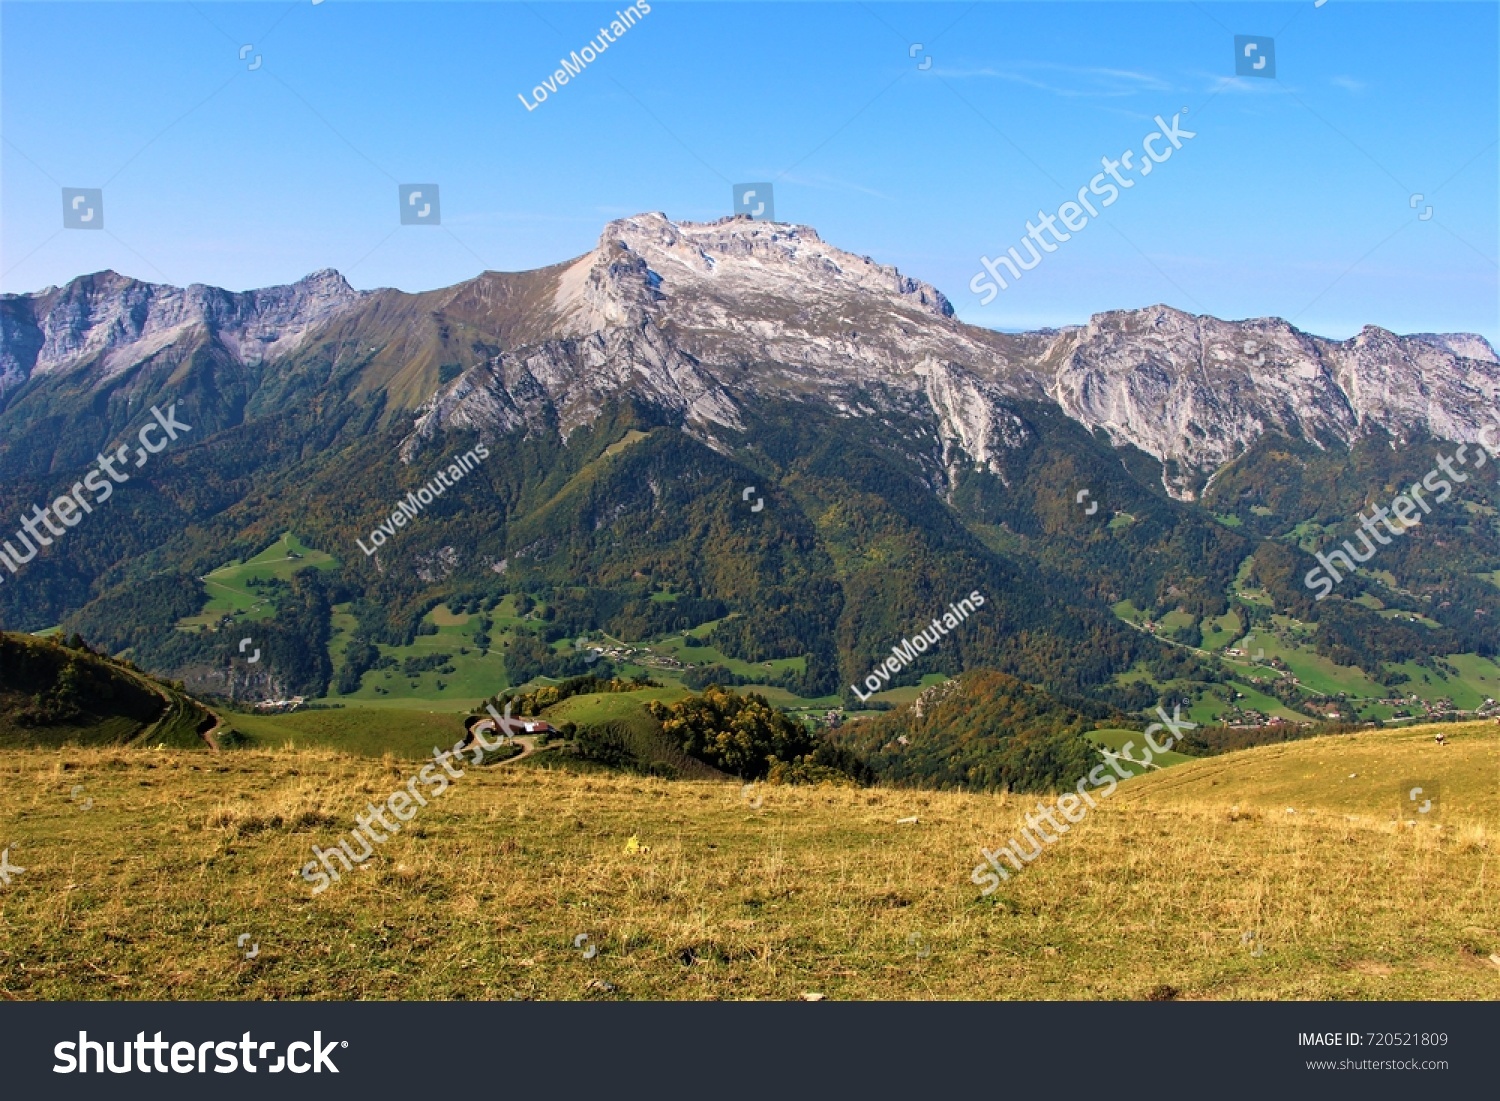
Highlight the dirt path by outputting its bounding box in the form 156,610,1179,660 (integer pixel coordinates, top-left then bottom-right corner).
466,718,546,766
117,664,223,752
495,735,540,764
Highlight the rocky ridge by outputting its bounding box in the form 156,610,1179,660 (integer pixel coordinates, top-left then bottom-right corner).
4,213,1497,500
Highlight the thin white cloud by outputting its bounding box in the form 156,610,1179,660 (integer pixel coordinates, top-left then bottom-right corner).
1198,72,1301,96
930,61,1172,99
774,172,893,201
1329,75,1367,93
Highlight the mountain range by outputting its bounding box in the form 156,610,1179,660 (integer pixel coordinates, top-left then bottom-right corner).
2,213,1497,712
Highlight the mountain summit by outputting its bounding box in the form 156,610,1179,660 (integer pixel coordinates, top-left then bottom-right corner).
2,213,1497,713
5,212,1492,498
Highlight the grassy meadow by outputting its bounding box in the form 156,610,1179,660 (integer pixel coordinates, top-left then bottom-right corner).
179,533,339,630
1086,727,1197,777
0,719,1496,1001
226,708,471,759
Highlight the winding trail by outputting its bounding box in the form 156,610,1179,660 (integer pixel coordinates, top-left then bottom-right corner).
465,718,548,766
494,734,541,765
1099,748,1164,772
112,662,223,752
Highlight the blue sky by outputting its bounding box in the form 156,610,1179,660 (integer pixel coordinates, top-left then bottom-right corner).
2,2,1496,342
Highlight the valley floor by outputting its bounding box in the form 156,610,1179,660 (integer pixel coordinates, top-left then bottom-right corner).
0,721,1496,1000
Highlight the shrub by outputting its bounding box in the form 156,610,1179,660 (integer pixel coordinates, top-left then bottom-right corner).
645,686,819,780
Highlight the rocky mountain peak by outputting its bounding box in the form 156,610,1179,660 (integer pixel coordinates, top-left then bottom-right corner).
0,268,364,396
4,213,1497,508
1048,303,1500,498
553,212,954,337
1408,332,1498,363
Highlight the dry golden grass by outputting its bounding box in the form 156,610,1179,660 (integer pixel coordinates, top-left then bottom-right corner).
0,721,1496,1000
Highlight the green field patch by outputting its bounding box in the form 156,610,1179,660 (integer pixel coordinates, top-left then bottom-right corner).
229,707,465,758
968,521,1028,558
340,636,506,704
727,684,828,707
323,606,508,707
542,687,681,724
0,713,145,749
1087,727,1196,777
492,594,535,620
1441,655,1500,706
1222,680,1315,723
868,674,949,707
179,533,338,630
1200,610,1243,651
430,605,471,627
1382,654,1500,710
1229,555,1274,608
1378,608,1441,628
1249,634,1385,698
540,689,723,779
601,428,650,459
1110,663,1162,687
1184,693,1225,725
653,632,807,682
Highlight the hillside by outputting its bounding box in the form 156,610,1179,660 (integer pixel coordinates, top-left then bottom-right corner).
833,670,1118,792
0,631,217,748
0,214,1497,733
535,687,726,780
0,719,1493,1000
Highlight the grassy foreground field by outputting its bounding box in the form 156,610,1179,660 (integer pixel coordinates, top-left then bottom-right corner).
0,721,1496,1000
226,708,469,759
